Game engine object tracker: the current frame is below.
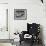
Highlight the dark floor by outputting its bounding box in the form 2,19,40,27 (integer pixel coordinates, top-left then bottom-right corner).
19,41,43,46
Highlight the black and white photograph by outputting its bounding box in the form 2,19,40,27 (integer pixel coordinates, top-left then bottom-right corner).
14,9,27,20
0,0,46,46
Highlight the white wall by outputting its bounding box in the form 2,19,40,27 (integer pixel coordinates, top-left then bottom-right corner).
0,0,8,3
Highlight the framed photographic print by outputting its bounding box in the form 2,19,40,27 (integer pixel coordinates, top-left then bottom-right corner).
14,9,27,20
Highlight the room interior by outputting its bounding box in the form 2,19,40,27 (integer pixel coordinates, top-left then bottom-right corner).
0,0,46,46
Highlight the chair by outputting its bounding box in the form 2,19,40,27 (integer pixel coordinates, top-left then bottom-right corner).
19,23,40,46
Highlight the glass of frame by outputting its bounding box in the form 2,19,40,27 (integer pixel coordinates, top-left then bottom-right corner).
14,9,27,20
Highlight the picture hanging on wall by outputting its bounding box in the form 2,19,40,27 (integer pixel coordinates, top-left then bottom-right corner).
14,9,27,20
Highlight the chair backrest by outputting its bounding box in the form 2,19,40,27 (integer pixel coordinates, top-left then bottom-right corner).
27,23,40,35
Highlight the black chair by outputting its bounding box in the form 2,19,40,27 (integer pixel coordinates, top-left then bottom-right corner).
19,23,40,46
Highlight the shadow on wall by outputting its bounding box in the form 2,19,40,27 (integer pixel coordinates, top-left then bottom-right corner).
40,25,45,46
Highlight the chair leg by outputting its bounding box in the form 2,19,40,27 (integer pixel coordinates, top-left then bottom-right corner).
20,41,21,45
30,39,34,46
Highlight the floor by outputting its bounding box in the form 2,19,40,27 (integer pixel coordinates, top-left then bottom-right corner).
19,41,43,46
0,43,13,46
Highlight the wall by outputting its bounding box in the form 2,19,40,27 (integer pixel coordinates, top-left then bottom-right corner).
0,0,8,3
